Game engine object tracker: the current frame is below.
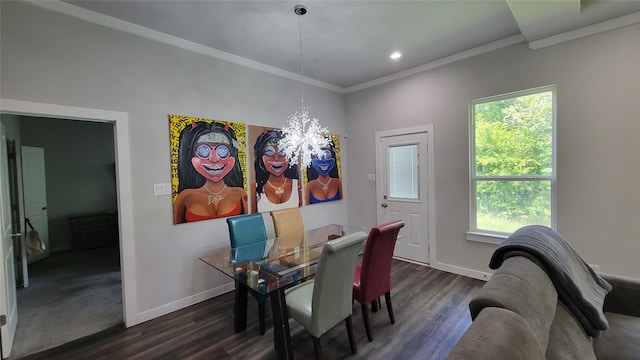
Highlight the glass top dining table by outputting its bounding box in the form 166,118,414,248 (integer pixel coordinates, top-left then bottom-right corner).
199,224,369,360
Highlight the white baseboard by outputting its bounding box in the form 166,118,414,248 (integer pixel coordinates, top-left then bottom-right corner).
392,256,492,281
392,256,429,267
431,261,492,281
132,282,235,326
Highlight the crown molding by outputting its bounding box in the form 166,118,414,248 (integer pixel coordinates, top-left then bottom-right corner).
25,0,344,93
344,34,525,93
529,11,640,50
23,1,639,95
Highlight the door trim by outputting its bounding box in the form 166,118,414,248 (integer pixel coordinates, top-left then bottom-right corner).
0,98,138,327
375,125,436,265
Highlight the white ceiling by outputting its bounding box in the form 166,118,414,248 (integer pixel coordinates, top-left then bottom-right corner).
55,0,640,91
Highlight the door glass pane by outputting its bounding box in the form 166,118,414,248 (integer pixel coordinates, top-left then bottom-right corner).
388,144,418,199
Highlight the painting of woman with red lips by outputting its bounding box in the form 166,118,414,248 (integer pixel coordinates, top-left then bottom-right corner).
249,127,301,213
172,118,248,224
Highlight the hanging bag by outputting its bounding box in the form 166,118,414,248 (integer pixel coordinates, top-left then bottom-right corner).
25,217,46,255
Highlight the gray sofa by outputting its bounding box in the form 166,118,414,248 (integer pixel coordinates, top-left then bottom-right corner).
446,228,640,360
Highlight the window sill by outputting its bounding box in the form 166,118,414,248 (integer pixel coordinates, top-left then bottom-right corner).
466,231,508,245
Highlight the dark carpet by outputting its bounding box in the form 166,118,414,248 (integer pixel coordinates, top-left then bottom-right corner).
10,246,122,359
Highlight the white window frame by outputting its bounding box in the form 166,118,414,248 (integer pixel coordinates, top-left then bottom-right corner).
467,85,557,244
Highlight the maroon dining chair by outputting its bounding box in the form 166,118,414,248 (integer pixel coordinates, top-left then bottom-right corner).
352,220,405,341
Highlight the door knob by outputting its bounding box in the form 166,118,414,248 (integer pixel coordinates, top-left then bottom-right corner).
381,203,388,208
42,206,47,210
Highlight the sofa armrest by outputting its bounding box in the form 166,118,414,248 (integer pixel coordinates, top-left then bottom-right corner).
600,273,640,317
469,255,557,350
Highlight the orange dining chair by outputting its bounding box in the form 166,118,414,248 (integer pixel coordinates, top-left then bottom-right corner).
352,220,405,341
227,213,269,335
270,208,304,251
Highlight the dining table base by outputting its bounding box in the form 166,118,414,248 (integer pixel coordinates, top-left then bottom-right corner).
270,289,294,360
233,280,249,333
232,282,293,359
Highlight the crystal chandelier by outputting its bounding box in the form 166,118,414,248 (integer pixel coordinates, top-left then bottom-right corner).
279,4,331,168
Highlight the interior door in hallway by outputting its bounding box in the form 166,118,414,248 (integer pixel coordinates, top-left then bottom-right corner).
0,123,18,358
376,126,432,264
21,146,49,263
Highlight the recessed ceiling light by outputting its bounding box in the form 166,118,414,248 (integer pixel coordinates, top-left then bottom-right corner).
390,51,402,60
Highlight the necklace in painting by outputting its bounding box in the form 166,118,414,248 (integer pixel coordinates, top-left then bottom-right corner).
204,184,227,204
317,177,332,192
267,178,288,195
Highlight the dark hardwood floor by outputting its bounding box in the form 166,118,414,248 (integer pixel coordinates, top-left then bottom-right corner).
21,260,483,360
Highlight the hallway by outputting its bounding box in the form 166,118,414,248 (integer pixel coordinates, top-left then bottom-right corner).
10,246,122,359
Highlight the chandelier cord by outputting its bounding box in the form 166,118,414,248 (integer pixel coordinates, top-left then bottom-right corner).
280,5,330,169
297,11,305,112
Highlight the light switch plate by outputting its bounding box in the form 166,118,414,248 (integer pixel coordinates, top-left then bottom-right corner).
153,183,172,196
366,173,376,182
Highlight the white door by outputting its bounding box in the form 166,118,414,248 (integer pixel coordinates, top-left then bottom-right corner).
21,146,49,263
0,123,18,358
376,126,433,264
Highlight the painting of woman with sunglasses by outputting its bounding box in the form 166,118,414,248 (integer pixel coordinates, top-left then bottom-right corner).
173,120,247,223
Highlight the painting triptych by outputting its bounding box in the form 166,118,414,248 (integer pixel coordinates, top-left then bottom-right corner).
169,114,342,224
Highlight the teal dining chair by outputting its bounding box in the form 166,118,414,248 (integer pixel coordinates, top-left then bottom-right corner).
226,213,269,335
285,231,367,360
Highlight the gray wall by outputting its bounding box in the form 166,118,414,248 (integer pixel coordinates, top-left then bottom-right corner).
346,23,640,278
20,117,116,252
1,0,348,319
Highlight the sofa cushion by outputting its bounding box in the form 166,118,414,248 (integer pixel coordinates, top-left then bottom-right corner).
445,307,545,360
593,312,640,360
546,301,596,360
470,256,557,350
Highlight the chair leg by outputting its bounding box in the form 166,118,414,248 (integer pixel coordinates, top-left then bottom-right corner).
258,300,266,335
345,316,358,355
361,303,373,341
385,291,395,324
313,337,323,360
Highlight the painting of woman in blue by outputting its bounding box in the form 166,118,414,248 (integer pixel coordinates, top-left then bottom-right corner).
305,140,343,205
173,121,247,223
251,128,301,212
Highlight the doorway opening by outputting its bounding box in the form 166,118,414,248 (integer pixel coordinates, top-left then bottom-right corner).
13,116,121,357
0,99,136,359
